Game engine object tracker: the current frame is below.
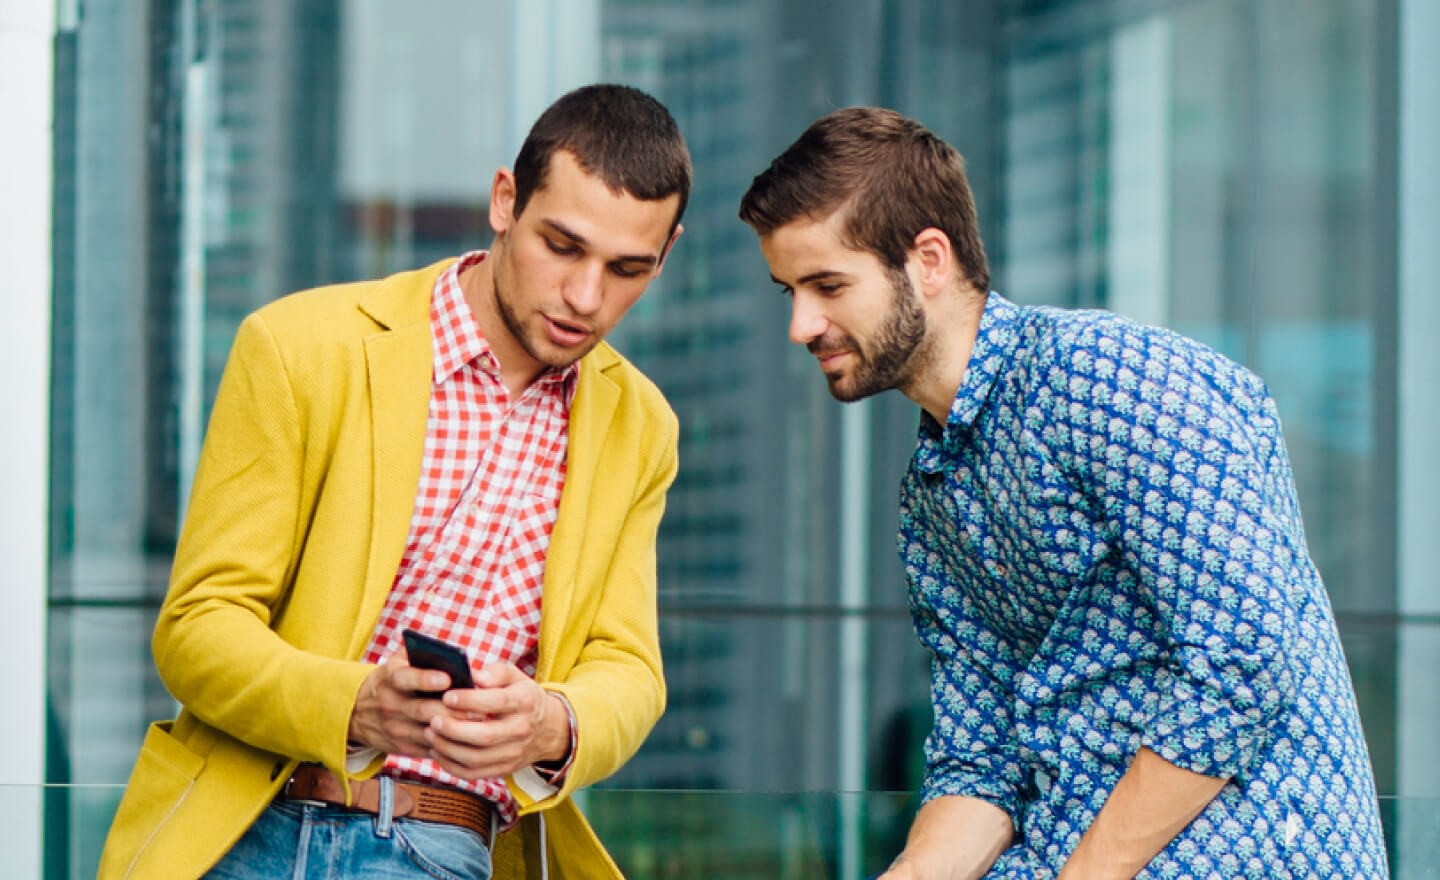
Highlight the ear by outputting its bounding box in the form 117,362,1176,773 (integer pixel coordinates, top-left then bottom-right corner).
489,168,517,236
910,227,953,297
652,223,685,277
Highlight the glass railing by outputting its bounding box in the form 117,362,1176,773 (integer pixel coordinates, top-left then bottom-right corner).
5,785,1436,878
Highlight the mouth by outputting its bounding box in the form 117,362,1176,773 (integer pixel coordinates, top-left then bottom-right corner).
543,315,593,347
812,348,852,373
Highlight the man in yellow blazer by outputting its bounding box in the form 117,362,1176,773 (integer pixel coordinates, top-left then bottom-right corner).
99,84,688,880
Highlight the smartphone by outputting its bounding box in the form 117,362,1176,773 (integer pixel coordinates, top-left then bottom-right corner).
401,628,476,696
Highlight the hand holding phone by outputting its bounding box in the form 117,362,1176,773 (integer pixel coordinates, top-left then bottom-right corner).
402,628,476,697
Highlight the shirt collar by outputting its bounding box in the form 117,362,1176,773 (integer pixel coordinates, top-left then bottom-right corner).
914,292,1024,473
430,250,580,397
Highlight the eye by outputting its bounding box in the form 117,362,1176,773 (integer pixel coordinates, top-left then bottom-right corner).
610,263,647,279
776,285,794,298
545,238,579,256
816,282,844,296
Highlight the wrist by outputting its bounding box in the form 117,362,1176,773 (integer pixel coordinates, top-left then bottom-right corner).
1060,820,1146,880
346,669,380,748
539,694,567,760
533,691,577,775
881,854,920,880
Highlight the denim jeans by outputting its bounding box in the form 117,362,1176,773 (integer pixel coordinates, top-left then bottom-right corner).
205,796,494,880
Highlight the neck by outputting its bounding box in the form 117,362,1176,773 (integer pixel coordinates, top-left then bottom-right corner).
458,249,547,398
902,288,986,426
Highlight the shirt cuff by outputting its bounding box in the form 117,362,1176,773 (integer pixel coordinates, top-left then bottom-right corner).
346,743,383,775
1141,648,1277,778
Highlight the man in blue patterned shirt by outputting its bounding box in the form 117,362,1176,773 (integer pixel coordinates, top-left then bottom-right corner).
738,107,1386,879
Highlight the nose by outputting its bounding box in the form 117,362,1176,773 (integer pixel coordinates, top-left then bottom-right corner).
563,261,605,316
788,293,828,346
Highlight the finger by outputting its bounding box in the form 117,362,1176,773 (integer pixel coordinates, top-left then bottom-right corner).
373,669,452,740
428,749,520,781
443,686,519,718
386,663,455,696
430,710,534,749
384,722,435,756
471,661,529,689
397,692,451,725
387,648,468,695
375,680,448,725
427,727,529,780
444,677,544,720
374,703,445,756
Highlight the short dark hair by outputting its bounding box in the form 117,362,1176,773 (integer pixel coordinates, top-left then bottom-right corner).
513,83,692,236
738,107,989,292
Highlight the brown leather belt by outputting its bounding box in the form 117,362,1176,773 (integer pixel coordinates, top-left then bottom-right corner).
282,764,492,845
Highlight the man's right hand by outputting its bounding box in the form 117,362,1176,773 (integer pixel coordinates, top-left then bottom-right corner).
346,653,456,757
878,795,1014,880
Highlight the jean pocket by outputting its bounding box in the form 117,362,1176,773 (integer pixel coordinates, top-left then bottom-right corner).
394,819,493,880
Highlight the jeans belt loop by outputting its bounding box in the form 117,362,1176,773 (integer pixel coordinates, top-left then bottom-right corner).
375,774,396,838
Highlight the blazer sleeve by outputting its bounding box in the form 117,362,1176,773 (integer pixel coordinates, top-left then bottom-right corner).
519,406,677,806
151,312,374,774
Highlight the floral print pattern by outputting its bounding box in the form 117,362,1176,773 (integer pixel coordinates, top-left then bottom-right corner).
897,294,1387,878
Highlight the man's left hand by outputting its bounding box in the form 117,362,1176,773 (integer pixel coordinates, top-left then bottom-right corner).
423,663,571,780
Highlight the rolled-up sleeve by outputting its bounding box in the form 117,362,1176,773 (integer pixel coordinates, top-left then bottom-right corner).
1075,356,1301,779
921,647,1028,820
901,534,1028,821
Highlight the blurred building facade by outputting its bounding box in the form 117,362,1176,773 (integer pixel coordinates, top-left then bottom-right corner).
11,0,1437,877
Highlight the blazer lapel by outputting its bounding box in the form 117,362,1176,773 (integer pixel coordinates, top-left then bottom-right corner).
348,265,443,657
539,350,620,675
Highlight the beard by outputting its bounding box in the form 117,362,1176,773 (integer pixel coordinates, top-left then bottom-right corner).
491,250,598,372
810,267,931,402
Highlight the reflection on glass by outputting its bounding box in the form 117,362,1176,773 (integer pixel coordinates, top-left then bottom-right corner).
44,1,1434,877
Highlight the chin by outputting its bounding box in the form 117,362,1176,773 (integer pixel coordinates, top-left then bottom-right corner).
532,338,594,371
826,373,888,404
825,378,863,403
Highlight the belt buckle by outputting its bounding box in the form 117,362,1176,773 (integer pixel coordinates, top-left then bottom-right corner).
282,774,331,809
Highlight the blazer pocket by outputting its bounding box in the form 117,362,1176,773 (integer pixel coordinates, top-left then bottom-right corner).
136,720,206,781
105,721,207,866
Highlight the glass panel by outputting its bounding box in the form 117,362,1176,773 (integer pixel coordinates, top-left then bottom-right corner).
1164,0,1383,614
12,785,1440,879
35,785,126,880
44,605,170,875
44,0,1434,876
607,614,929,792
46,607,171,787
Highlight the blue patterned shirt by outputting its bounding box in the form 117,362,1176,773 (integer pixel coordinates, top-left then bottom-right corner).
898,294,1387,878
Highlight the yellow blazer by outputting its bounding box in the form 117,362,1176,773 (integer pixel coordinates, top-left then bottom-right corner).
98,260,676,879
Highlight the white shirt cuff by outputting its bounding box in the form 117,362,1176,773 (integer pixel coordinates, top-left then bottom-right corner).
345,745,383,774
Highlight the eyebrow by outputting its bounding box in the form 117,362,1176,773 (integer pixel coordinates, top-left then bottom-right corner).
769,270,847,286
542,219,661,269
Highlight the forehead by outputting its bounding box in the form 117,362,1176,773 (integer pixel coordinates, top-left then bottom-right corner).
524,151,678,257
759,212,884,281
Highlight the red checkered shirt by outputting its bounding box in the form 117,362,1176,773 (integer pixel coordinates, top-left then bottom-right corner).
360,250,577,826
